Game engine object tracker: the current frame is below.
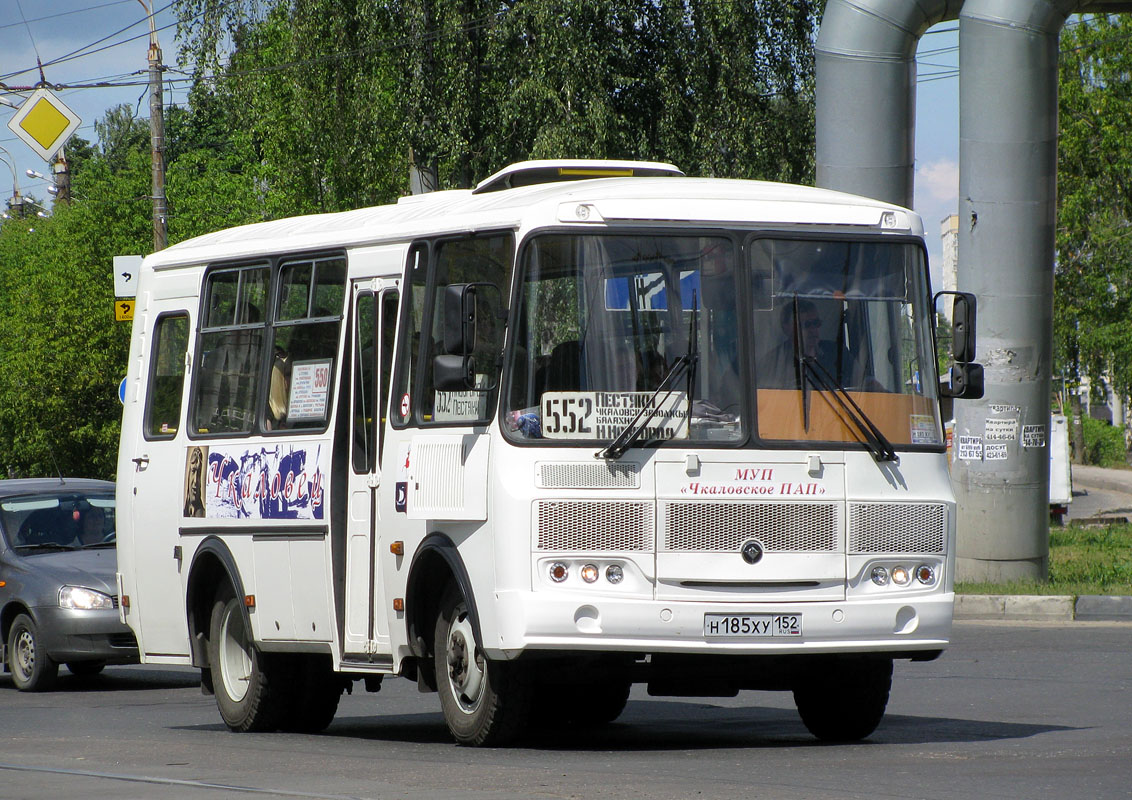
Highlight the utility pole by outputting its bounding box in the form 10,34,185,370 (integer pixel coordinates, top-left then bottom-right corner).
139,0,166,251
53,148,70,204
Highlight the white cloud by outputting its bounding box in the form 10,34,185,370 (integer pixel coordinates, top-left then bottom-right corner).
917,158,959,206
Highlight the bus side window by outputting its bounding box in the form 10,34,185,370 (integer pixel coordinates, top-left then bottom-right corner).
144,313,190,439
379,289,399,459
267,256,347,432
192,265,269,435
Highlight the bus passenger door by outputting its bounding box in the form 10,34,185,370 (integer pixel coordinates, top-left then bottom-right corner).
119,299,195,660
343,279,399,657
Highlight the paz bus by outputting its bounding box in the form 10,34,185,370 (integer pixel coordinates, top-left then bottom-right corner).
115,160,982,745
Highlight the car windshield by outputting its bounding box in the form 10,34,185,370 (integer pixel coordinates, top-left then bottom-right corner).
0,492,116,551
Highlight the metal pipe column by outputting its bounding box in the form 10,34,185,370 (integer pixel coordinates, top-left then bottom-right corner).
951,0,1073,581
815,0,964,207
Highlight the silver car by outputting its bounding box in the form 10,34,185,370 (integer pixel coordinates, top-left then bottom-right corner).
0,478,138,690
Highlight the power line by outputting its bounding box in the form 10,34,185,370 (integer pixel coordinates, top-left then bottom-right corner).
0,1,136,31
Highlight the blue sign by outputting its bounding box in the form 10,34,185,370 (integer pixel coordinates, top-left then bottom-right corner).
118,377,127,404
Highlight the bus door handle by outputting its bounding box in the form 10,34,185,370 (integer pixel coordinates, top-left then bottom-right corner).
132,455,150,472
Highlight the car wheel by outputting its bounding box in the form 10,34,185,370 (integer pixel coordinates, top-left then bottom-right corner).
66,660,107,677
207,588,286,732
434,584,531,746
7,613,58,692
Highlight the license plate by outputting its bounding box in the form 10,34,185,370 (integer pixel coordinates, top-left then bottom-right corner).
703,613,802,638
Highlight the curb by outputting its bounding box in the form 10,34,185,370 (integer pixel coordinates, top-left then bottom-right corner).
955,594,1132,622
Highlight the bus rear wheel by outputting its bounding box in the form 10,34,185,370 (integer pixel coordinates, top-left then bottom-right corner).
434,585,531,746
792,655,892,742
208,588,286,732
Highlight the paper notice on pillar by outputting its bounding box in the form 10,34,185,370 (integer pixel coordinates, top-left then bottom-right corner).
1022,424,1046,448
984,418,1019,441
984,442,1009,460
988,404,1020,416
957,435,983,461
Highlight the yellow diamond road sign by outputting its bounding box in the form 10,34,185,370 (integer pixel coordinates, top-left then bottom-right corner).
6,88,81,162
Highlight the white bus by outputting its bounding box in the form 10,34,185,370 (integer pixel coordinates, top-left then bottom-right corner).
116,160,982,745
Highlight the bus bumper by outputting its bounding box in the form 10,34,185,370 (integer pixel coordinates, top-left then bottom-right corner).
489,591,953,658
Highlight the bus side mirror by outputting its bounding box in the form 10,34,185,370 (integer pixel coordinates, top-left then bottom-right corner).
934,290,984,400
443,284,477,356
950,292,976,363
434,354,477,391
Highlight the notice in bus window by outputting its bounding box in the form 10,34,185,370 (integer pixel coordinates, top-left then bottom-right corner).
541,391,689,441
288,359,332,421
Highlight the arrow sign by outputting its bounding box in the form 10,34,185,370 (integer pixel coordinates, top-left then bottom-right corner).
114,255,142,298
115,299,135,321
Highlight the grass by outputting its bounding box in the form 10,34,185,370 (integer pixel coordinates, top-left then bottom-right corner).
955,523,1132,596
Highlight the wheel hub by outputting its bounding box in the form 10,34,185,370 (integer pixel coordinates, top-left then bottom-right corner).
14,629,34,678
445,612,484,712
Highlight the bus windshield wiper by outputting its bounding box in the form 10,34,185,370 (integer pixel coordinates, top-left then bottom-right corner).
597,293,699,460
802,357,897,462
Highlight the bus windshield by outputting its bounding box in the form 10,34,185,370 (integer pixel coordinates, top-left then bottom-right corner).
503,232,941,450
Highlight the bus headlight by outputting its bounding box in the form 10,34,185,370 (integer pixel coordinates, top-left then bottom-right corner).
580,564,599,583
549,562,569,583
891,566,911,586
870,566,889,586
605,564,624,584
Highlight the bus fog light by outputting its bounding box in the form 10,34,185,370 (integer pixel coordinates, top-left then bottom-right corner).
871,566,889,586
892,566,911,585
580,564,599,583
916,564,936,585
606,564,624,584
549,562,569,583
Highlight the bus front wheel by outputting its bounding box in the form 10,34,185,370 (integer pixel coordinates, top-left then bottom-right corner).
792,655,892,742
208,588,285,732
434,584,531,746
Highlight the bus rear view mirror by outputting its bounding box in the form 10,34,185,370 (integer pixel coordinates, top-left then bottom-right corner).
950,292,976,363
940,361,984,400
434,354,477,391
934,290,983,400
443,284,478,356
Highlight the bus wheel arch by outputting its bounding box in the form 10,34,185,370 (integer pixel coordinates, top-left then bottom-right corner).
404,533,483,691
186,538,250,689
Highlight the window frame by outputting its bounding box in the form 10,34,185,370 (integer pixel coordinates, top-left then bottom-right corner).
142,310,191,442
186,251,348,441
390,231,515,430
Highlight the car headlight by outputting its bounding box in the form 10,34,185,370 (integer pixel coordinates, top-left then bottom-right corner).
59,585,114,611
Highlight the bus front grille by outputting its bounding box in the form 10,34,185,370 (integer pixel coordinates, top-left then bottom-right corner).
848,502,947,554
536,461,640,489
534,500,652,551
660,501,841,552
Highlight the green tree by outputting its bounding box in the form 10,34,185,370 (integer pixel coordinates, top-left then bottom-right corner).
1056,16,1132,399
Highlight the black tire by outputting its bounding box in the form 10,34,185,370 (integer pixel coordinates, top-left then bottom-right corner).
66,660,107,677
278,655,342,733
7,613,58,691
434,584,531,746
207,589,286,732
793,656,892,742
533,679,632,728
568,679,632,726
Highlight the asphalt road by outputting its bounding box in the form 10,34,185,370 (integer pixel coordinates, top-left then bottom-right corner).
1,620,1130,800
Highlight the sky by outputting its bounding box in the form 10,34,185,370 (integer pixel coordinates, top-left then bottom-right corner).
0,1,961,276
